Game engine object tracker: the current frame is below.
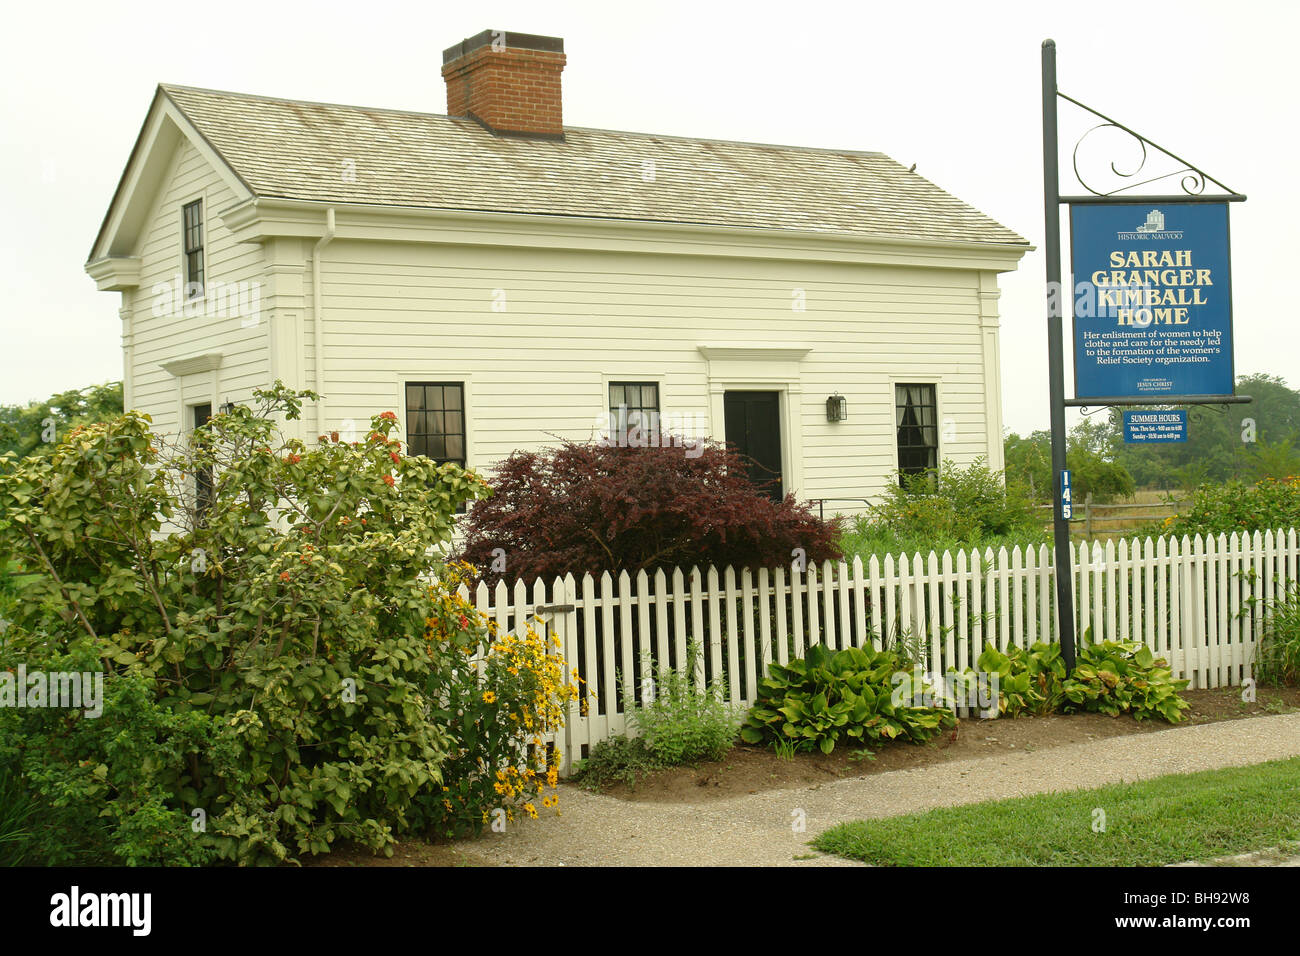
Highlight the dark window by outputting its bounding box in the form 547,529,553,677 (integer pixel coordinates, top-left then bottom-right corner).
895,383,938,484
608,381,659,446
182,200,204,297
405,382,466,468
192,403,213,521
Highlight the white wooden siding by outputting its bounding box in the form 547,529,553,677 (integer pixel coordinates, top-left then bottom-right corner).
315,240,1001,512
125,139,267,435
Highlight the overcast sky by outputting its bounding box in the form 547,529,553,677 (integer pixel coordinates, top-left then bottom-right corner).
1,0,1293,436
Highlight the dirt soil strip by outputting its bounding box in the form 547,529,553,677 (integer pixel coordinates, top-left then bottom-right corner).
451,713,1300,867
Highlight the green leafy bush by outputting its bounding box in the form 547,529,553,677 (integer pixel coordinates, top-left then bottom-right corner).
570,736,665,791
1063,639,1190,722
743,636,1190,760
978,638,1189,723
975,643,1067,717
1005,419,1135,503
569,645,737,791
1150,476,1300,539
0,383,491,864
0,637,231,866
741,644,957,754
0,381,123,466
843,459,1047,558
626,644,738,765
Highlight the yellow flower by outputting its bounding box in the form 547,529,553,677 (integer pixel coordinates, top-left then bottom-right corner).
481,691,496,704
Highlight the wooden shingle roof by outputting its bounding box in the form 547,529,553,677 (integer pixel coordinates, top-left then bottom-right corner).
161,84,1027,247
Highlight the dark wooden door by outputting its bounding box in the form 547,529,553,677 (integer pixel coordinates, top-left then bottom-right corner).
193,403,213,520
723,391,783,500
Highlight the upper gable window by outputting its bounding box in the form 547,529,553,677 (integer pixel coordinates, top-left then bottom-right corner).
182,200,204,298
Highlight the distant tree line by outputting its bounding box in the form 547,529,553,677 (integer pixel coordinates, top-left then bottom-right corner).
0,382,123,464
1004,373,1300,502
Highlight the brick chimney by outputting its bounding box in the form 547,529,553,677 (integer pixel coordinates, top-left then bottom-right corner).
441,30,566,140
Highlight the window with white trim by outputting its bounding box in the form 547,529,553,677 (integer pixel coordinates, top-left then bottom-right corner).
895,383,938,483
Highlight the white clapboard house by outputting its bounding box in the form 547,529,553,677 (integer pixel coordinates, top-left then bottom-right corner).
86,29,1028,513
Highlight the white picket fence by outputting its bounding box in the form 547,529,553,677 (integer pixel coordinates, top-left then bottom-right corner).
459,528,1300,775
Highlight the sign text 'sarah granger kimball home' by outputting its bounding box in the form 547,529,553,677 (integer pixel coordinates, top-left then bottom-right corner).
86,29,1028,513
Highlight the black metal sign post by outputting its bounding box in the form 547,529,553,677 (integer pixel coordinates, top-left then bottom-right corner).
1040,39,1247,671
1041,40,1076,671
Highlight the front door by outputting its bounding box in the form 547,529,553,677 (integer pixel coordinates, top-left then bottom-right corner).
723,391,783,500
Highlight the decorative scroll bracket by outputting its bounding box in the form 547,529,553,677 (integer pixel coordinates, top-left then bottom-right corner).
1058,91,1246,203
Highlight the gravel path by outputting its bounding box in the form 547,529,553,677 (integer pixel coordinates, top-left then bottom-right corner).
453,712,1300,866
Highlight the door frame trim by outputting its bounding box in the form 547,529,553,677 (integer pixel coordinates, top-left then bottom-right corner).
698,346,808,499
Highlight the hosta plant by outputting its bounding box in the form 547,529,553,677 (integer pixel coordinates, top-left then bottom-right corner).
740,644,956,755
1062,638,1190,722
974,642,1068,717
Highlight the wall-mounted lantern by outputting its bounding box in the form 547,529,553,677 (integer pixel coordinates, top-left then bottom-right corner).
219,401,235,415
826,393,847,422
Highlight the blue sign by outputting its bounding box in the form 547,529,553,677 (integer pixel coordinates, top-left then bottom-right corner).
1123,410,1188,443
1070,202,1233,399
1060,470,1073,521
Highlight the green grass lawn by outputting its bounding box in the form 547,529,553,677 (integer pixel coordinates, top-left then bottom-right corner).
813,756,1300,866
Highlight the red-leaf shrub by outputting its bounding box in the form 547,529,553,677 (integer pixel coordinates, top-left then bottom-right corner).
454,438,843,585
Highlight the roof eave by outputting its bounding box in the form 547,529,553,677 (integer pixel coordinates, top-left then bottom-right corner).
221,195,1033,270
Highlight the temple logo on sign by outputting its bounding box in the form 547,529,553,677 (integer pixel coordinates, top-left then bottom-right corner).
1117,208,1183,241
1136,209,1165,233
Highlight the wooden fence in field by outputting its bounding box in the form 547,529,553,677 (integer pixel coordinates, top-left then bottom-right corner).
461,528,1300,775
1036,494,1192,539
